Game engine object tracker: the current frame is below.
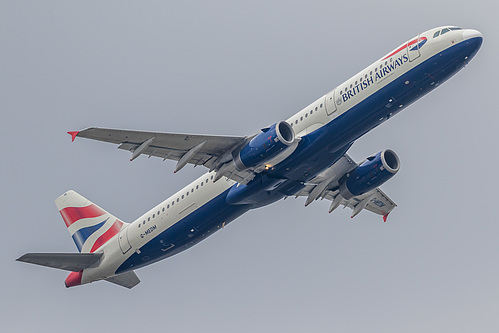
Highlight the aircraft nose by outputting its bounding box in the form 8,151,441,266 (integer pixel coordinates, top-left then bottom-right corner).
460,29,483,63
462,29,483,41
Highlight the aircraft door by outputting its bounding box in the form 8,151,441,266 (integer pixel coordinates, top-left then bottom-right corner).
408,34,422,62
325,90,338,115
118,226,132,254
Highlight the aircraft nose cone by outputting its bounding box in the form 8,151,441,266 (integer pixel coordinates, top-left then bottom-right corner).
460,29,483,63
463,29,483,41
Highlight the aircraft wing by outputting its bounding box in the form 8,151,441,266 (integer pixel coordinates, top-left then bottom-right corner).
16,252,103,272
293,154,397,221
69,127,257,183
105,271,140,289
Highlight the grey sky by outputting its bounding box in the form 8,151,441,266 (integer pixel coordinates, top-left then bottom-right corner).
2,1,497,332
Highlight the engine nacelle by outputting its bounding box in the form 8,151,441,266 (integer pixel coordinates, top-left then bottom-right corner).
339,149,400,199
233,121,295,171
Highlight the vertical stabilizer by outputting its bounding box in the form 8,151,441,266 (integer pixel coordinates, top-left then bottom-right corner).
55,190,127,253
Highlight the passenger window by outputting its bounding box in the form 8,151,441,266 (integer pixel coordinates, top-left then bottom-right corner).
153,214,155,218
300,116,303,121
157,211,160,215
176,198,179,202
305,113,308,118
181,195,184,199
295,120,298,124
186,192,189,196
167,204,170,209
148,217,150,221
196,185,199,190
162,207,165,212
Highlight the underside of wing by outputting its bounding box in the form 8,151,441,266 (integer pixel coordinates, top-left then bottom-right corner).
71,127,258,182
105,271,140,289
16,252,103,272
294,154,397,221
322,188,397,220
74,127,245,167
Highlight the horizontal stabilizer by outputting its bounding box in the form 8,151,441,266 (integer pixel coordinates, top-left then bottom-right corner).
16,252,103,272
105,271,140,289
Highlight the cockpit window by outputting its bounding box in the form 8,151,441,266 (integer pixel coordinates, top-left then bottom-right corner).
433,27,463,38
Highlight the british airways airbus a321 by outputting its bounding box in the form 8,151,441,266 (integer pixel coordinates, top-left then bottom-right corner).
18,26,482,288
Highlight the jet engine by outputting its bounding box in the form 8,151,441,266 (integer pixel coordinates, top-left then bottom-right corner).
339,149,400,199
233,121,295,171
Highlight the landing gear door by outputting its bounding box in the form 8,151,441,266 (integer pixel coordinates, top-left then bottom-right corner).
408,34,422,62
325,90,338,115
118,226,132,254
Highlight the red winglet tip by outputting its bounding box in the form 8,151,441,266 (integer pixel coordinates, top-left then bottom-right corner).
65,271,83,288
67,131,79,142
383,214,389,222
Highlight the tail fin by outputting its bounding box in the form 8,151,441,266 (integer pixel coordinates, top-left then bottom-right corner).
55,190,127,253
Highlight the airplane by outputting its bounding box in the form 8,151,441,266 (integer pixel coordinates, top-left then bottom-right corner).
17,26,482,289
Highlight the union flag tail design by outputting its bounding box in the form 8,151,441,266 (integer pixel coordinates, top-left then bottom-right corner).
55,190,127,253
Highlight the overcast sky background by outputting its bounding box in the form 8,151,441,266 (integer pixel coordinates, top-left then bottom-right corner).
2,1,497,332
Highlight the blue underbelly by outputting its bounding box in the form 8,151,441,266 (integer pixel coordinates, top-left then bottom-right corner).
116,189,251,274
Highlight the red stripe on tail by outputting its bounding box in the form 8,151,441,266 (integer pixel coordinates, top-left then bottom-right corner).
90,219,124,253
60,204,106,227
